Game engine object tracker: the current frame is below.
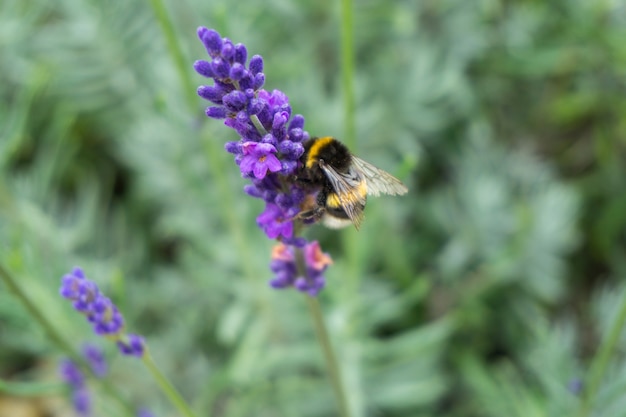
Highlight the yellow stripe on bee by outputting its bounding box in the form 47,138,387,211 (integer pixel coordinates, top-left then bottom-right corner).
306,136,336,169
326,181,368,208
326,193,342,209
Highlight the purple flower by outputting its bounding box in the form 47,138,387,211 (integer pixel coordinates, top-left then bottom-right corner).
117,334,146,357
59,359,85,388
194,27,308,243
195,27,334,295
59,360,91,416
257,203,294,239
73,386,92,417
82,344,107,377
240,142,282,179
269,241,332,296
60,267,125,336
58,347,105,417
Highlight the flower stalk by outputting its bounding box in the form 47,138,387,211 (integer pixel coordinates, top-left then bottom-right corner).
0,263,133,415
305,297,351,417
577,290,626,417
142,352,198,417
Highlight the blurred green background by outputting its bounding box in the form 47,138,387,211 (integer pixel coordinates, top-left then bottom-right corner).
1,0,626,416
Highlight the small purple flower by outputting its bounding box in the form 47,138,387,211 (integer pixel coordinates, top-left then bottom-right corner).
82,344,107,377
73,386,92,417
117,334,146,357
269,241,332,296
59,359,85,388
257,203,294,239
60,267,125,336
240,142,282,179
59,361,91,416
58,348,103,417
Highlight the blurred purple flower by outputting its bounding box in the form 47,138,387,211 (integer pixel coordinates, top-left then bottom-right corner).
60,268,147,356
82,343,107,377
117,334,146,358
269,241,332,296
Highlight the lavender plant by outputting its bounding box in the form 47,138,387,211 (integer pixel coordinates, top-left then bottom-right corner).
194,27,332,296
60,267,146,357
58,344,108,417
58,267,193,417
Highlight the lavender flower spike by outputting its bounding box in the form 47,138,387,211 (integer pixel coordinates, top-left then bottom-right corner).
59,360,91,416
60,267,147,356
195,27,338,296
194,27,309,242
58,344,108,417
60,267,125,336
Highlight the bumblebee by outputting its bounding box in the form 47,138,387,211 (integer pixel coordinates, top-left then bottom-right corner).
297,136,408,229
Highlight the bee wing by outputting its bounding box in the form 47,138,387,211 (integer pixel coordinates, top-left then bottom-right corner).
351,156,408,197
319,161,366,229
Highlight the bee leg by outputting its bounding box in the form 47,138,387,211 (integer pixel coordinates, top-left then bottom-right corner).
298,205,325,222
297,189,327,224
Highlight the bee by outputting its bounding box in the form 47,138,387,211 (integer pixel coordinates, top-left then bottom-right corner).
297,136,408,229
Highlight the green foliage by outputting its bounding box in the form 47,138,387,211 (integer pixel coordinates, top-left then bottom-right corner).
1,0,625,416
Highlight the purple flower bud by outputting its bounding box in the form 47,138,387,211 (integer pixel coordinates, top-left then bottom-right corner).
82,344,107,377
199,27,223,55
248,98,264,115
229,63,246,81
244,184,264,198
253,73,265,90
257,203,293,239
289,114,305,130
221,40,235,60
283,236,308,248
238,73,254,90
272,111,288,132
294,277,309,292
249,55,264,75
223,90,247,112
197,85,224,104
211,57,230,79
73,386,91,416
225,141,242,154
261,133,277,146
281,160,299,175
206,106,227,119
117,334,146,357
234,43,247,64
278,141,304,160
288,127,304,142
269,272,291,288
59,359,84,388
193,60,214,78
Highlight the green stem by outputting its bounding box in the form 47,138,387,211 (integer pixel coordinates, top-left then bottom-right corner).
305,296,351,417
0,263,133,416
142,353,198,417
250,114,269,136
577,290,626,417
0,264,78,357
340,0,356,149
147,0,197,110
